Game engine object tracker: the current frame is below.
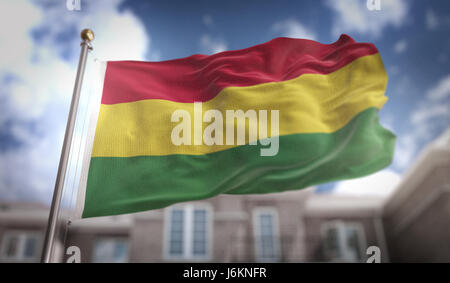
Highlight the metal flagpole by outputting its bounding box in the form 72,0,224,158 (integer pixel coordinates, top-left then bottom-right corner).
41,29,95,263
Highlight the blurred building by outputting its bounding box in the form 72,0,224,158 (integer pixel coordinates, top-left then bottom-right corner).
383,128,450,262
0,128,449,263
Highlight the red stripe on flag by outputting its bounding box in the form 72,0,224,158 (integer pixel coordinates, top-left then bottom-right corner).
101,34,379,105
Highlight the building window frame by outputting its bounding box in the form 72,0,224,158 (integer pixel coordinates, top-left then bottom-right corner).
0,230,41,262
92,237,129,263
320,221,367,263
253,207,281,262
163,203,213,261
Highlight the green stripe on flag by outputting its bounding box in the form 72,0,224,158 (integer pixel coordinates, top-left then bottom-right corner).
83,107,395,218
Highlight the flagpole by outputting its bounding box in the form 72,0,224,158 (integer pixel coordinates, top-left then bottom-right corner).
41,29,94,263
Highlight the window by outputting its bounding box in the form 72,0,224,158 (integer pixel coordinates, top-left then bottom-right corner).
92,238,129,263
321,221,366,262
0,231,41,262
253,208,280,262
168,209,184,256
165,204,212,260
192,209,208,256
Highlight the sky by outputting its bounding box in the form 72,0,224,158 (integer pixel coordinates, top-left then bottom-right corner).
0,0,449,204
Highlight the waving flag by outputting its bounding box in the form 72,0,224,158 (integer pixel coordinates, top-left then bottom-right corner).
77,34,395,218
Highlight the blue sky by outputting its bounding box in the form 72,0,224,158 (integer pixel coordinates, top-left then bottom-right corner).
0,0,449,203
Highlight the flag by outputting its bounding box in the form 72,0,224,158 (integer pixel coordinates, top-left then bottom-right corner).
77,34,395,218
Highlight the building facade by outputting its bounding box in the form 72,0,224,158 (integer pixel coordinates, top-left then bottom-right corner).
0,128,449,263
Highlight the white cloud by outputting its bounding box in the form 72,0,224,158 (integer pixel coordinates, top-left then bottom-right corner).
0,0,150,203
326,0,409,38
393,39,407,54
271,19,317,40
394,134,417,169
410,75,450,129
388,65,400,76
393,74,450,169
202,14,214,28
411,104,450,126
0,0,43,74
334,170,401,198
200,34,227,54
31,0,150,62
426,74,450,101
426,9,439,30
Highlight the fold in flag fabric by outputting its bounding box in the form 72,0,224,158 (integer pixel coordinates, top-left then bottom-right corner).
78,34,395,218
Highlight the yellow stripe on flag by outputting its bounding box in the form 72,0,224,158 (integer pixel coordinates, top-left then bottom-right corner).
92,54,387,157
